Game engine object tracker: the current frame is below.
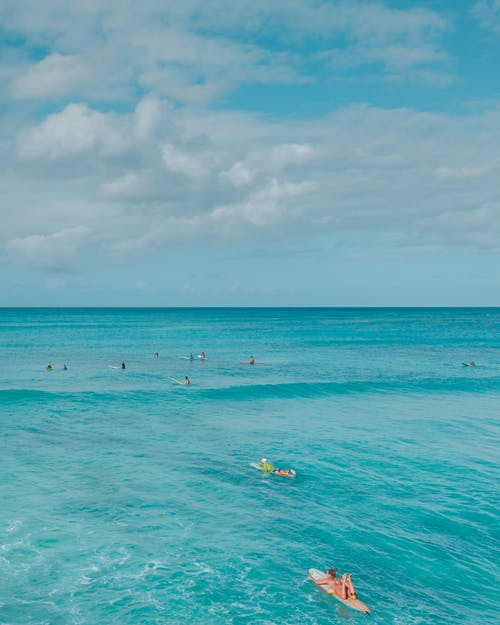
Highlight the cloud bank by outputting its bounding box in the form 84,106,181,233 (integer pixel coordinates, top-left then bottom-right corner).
1,0,499,282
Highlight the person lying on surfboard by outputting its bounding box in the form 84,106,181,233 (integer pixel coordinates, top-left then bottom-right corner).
258,458,296,477
309,567,370,613
325,569,357,600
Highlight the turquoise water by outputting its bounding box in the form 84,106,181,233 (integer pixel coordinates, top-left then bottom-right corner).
1,308,499,625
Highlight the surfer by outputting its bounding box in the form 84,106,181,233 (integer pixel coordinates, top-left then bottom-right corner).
190,352,194,361
310,567,369,614
62,364,68,370
258,458,296,476
249,356,255,365
325,569,357,600
184,376,190,385
462,360,476,367
45,364,53,371
120,360,126,369
154,352,159,358
200,351,206,360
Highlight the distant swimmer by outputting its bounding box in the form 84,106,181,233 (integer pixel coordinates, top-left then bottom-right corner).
249,356,255,365
45,364,53,371
154,352,159,359
190,352,194,361
62,364,68,370
199,352,206,360
120,360,126,369
462,361,476,367
184,376,190,385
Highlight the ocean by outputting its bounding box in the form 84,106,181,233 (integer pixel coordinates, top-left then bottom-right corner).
0,308,498,624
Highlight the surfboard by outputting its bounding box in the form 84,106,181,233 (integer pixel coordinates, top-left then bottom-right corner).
108,365,121,369
309,568,370,614
168,376,185,385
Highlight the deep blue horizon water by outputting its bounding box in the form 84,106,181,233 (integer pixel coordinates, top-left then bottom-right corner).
1,308,499,624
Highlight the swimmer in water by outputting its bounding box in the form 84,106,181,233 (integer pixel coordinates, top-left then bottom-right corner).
153,352,159,359
120,360,126,369
190,352,194,361
62,364,68,370
200,352,206,360
45,364,53,371
184,376,190,385
249,356,255,365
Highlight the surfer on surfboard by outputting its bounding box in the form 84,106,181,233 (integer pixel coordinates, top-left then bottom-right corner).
257,458,296,477
309,567,370,614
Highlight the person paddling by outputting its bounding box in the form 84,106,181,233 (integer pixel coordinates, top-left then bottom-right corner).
258,458,296,477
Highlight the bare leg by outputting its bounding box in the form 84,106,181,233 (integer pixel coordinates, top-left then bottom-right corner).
341,574,348,600
346,574,357,599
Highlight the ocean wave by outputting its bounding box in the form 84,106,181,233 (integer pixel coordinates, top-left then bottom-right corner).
196,375,500,401
2,374,500,405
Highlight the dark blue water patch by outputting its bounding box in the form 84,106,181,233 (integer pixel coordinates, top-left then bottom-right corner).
0,388,57,402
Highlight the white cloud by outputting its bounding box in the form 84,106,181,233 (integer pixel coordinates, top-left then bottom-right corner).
16,103,127,161
269,143,315,168
433,166,492,181
134,94,171,140
3,99,500,265
1,1,499,277
98,172,144,200
5,226,91,270
211,179,316,229
11,53,93,99
162,144,207,178
321,2,451,81
0,0,452,108
219,162,254,187
473,0,500,35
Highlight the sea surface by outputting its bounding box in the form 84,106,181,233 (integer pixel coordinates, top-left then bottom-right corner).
0,308,499,625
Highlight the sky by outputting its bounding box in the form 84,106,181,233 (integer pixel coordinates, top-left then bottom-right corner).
1,0,499,307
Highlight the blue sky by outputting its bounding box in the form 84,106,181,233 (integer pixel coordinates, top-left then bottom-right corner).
1,0,499,306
